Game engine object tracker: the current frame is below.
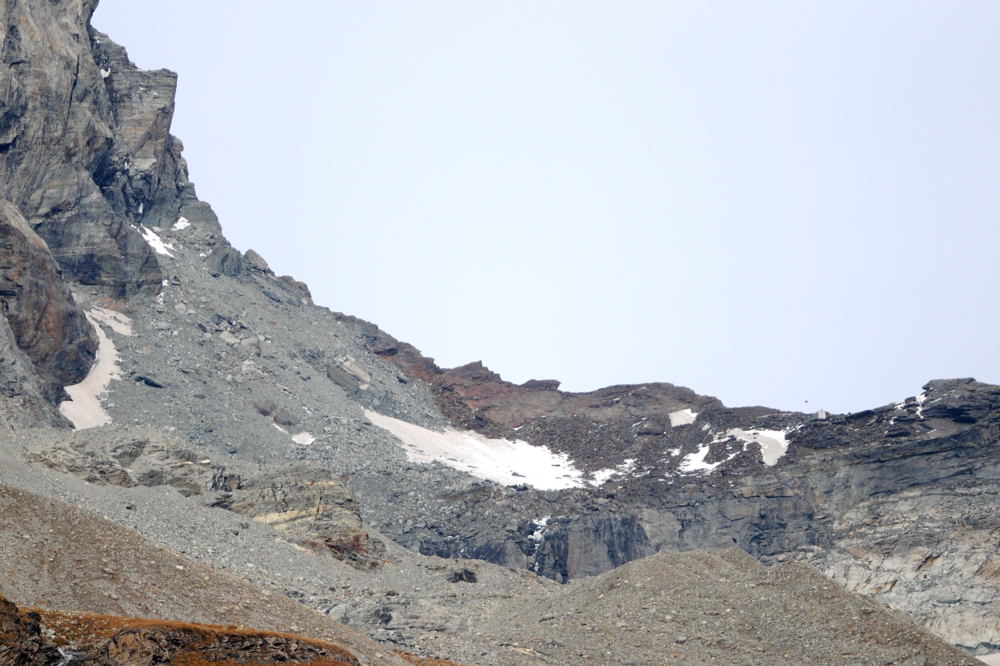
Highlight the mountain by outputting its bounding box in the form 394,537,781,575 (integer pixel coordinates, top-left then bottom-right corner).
0,1,997,664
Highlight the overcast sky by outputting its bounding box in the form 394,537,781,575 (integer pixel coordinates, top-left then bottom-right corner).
93,1,1000,414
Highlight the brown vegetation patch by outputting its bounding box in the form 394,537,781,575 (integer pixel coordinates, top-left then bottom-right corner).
33,609,360,665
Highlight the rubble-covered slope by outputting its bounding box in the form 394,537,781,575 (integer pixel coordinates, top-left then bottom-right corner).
0,484,410,665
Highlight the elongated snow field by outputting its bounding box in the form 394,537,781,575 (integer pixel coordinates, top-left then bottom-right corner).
365,410,586,490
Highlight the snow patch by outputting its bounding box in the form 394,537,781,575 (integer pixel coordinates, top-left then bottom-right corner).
678,441,743,473
590,458,637,486
173,216,191,230
291,432,316,446
58,309,132,430
915,392,928,419
677,427,791,473
726,428,790,466
139,225,175,257
668,408,698,427
678,444,716,473
364,410,585,490
100,68,110,79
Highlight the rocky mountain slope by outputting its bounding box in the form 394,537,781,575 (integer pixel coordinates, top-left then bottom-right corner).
0,0,998,663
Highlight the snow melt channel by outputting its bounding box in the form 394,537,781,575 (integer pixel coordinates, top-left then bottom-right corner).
59,308,132,430
364,410,586,490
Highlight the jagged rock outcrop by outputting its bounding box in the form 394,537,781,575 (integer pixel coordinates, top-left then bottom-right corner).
0,199,96,396
1,0,156,296
0,0,236,420
0,309,63,428
1,0,328,427
337,318,790,474
0,594,62,665
221,466,387,571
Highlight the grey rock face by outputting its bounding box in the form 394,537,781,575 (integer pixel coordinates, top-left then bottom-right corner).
0,0,237,418
0,313,68,428
0,0,228,306
1,2,155,296
206,245,245,277
0,199,96,397
223,466,387,571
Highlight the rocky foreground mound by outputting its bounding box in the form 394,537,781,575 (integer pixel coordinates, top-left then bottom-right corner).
0,594,369,665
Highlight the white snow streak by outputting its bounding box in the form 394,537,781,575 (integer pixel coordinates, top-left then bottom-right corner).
678,442,733,473
915,392,928,419
58,309,133,430
140,225,175,257
364,410,586,490
172,217,191,230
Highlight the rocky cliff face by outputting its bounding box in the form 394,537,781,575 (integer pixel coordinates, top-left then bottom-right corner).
1,0,154,295
0,199,95,398
1,0,998,663
0,0,234,423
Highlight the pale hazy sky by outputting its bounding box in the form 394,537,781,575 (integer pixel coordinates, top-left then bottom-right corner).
93,1,1000,414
